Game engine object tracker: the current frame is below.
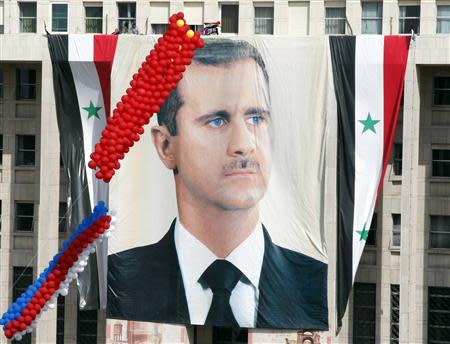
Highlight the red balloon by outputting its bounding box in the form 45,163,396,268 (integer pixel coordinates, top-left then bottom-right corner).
19,323,27,331
5,330,13,339
34,304,41,312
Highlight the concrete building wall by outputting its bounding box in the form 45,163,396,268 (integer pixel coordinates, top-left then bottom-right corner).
1,1,450,344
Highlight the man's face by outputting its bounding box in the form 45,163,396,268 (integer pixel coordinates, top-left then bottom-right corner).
167,59,272,211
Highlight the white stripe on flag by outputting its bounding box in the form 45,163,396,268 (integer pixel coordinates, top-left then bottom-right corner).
352,36,384,280
69,35,108,209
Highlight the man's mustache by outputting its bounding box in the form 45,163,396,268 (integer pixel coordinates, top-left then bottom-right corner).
223,159,260,173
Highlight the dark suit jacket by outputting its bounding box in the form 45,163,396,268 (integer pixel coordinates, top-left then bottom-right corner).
107,220,328,330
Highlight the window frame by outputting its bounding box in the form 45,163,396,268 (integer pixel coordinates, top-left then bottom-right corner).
16,135,36,167
390,284,400,344
432,148,450,178
437,5,450,34
430,215,450,249
392,143,403,176
366,212,377,247
58,202,68,233
220,3,239,34
353,282,377,343
16,68,36,101
14,202,34,232
392,213,401,248
51,2,69,33
325,6,346,35
151,23,168,35
428,287,450,343
398,5,420,34
117,2,136,34
361,1,383,34
433,76,450,107
84,4,103,33
19,1,37,33
254,4,274,35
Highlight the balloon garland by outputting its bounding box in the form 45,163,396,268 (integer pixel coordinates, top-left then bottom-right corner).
1,202,112,341
2,12,203,341
88,12,204,183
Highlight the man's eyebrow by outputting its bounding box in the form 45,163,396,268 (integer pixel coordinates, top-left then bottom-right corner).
195,111,230,123
244,107,271,117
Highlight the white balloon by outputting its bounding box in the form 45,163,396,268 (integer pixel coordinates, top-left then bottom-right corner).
14,334,22,341
26,327,33,333
60,288,68,296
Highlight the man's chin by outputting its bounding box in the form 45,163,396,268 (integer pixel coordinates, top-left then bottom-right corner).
214,191,265,211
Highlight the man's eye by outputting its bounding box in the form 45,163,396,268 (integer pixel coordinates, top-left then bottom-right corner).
247,115,263,126
207,118,226,128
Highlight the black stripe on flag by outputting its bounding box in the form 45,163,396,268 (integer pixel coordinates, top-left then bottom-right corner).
48,34,100,308
329,36,356,331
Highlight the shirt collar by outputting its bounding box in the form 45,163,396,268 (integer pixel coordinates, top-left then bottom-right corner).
174,219,265,289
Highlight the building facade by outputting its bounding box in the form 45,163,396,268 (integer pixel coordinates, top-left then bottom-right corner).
1,0,450,343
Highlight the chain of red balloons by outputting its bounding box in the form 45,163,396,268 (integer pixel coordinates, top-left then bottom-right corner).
88,12,204,182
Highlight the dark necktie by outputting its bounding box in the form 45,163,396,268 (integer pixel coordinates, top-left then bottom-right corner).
199,259,243,327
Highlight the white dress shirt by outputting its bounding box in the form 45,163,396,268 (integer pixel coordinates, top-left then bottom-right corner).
174,219,265,327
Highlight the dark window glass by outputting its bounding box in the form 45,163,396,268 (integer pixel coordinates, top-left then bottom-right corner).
429,287,450,343
151,23,168,34
399,5,420,34
392,143,402,176
366,213,377,246
117,3,136,33
434,77,450,106
391,285,400,344
77,309,98,344
392,214,401,247
212,327,248,344
16,135,35,166
0,134,3,165
254,7,274,34
362,2,382,34
52,3,68,32
16,69,36,100
437,5,450,33
59,202,67,233
56,295,65,344
353,283,376,344
221,5,239,33
19,2,37,33
325,7,346,34
432,149,450,177
12,267,33,344
85,6,102,33
430,215,450,249
15,202,34,232
0,69,3,99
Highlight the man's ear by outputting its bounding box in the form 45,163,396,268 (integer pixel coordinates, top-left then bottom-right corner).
151,126,177,170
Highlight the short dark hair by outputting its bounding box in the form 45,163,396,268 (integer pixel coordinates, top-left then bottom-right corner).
157,39,269,136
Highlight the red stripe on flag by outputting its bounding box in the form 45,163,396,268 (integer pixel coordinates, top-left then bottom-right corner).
378,36,410,196
93,35,118,117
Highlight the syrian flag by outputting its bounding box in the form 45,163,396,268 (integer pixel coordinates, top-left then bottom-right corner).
330,36,410,330
47,34,118,308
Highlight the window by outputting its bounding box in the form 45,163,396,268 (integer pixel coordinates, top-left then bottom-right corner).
184,2,204,32
392,214,401,247
399,5,420,34
0,1,4,34
390,285,400,344
113,323,123,341
353,283,376,344
59,202,67,233
432,149,450,177
77,309,98,344
437,5,450,33
433,77,450,106
15,202,34,232
362,2,382,34
19,2,36,33
221,4,239,33
151,24,168,34
429,287,450,343
52,3,68,32
325,7,346,34
430,215,450,249
12,267,33,344
118,2,136,33
0,134,3,165
254,6,274,34
0,69,3,98
16,69,36,100
212,327,248,344
85,5,102,33
16,135,35,166
366,212,377,246
56,295,65,344
393,143,402,176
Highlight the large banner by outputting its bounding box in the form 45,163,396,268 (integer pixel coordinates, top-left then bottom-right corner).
48,34,409,334
106,36,331,330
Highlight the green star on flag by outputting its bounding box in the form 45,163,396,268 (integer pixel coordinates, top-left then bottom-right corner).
83,101,102,119
359,113,380,134
356,224,370,241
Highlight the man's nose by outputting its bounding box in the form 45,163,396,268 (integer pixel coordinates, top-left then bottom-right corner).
227,119,257,157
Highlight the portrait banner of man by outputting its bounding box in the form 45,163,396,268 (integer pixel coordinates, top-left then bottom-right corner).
106,37,331,331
